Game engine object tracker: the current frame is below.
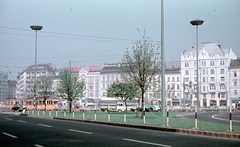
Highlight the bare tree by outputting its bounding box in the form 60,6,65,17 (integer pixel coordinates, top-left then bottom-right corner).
57,68,85,112
121,30,160,117
37,75,54,111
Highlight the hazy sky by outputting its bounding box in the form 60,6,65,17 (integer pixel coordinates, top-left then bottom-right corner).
0,0,240,80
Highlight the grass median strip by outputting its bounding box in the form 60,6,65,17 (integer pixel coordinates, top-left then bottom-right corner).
26,111,240,134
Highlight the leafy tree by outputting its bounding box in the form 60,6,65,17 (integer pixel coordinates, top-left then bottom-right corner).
57,68,85,112
121,30,160,117
37,75,54,111
107,81,139,111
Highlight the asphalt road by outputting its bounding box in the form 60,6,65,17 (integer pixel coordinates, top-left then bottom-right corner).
181,111,240,126
0,113,240,147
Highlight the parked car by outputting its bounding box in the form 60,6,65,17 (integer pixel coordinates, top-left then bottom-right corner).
12,104,27,112
73,106,89,112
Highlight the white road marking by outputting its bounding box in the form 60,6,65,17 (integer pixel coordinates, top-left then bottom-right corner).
38,124,52,128
212,114,240,122
123,138,172,147
5,118,13,120
2,132,18,138
34,144,44,147
68,129,92,135
17,120,26,123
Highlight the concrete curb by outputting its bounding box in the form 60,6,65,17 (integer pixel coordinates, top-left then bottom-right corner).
20,114,240,140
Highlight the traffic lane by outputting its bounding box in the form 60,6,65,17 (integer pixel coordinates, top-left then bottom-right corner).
1,113,240,147
3,114,238,145
182,112,240,126
1,114,174,147
0,114,131,147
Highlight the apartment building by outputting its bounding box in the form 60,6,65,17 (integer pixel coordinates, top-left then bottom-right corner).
16,63,56,98
181,42,237,107
100,63,122,99
229,58,240,107
0,71,8,102
76,66,102,103
8,80,17,98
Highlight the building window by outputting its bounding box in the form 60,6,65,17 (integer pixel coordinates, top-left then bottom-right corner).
172,77,175,82
202,69,205,75
177,84,179,90
194,77,197,82
210,69,214,74
194,62,196,67
220,69,224,74
210,61,215,66
211,77,215,82
234,71,237,77
221,77,225,82
210,84,215,90
167,77,170,82
220,84,225,89
203,94,206,98
185,70,189,75
202,61,206,66
203,77,205,83
185,62,189,67
194,70,197,75
177,77,179,81
167,85,170,90
220,60,224,65
211,94,215,98
185,77,189,82
221,93,225,98
103,92,106,96
203,86,206,91
234,90,237,95
234,81,237,86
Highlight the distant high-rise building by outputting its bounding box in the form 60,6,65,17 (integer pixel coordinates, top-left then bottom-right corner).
8,80,17,98
0,71,8,102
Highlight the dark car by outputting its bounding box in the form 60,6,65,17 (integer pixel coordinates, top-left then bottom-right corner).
12,104,27,112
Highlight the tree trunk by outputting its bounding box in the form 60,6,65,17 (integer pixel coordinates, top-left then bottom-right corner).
44,97,47,111
69,101,72,113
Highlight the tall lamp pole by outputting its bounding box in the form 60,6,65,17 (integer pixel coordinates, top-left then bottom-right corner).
161,0,166,116
190,19,204,111
30,25,43,110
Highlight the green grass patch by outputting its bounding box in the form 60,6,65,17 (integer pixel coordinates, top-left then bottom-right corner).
24,110,240,134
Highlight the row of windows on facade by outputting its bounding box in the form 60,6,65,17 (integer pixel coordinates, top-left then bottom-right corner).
184,68,226,75
184,60,225,67
184,76,227,83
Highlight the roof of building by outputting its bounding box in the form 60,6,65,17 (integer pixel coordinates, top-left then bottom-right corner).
24,63,56,73
182,42,225,57
100,63,122,74
229,58,240,69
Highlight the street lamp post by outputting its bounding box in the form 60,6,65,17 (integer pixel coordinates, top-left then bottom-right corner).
30,25,43,110
190,19,203,111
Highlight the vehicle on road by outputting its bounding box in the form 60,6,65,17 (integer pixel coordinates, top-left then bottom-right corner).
100,102,125,112
11,104,27,112
73,106,89,112
131,100,161,112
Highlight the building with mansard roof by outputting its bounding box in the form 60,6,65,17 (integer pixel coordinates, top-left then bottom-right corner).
181,42,237,107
